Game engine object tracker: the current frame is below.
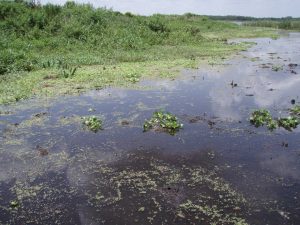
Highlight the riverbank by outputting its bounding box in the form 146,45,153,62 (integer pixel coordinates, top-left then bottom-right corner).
0,2,278,104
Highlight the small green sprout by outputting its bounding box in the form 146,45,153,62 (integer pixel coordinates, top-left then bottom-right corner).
10,200,19,208
143,111,183,135
83,116,103,132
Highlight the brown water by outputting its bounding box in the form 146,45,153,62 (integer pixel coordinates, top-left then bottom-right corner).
0,33,300,225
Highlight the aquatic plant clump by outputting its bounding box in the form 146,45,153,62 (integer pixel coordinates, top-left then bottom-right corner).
290,105,300,116
250,109,277,130
83,116,103,132
143,111,183,135
278,117,299,131
250,109,299,131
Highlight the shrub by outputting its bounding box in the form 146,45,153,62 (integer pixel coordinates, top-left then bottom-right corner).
147,18,170,33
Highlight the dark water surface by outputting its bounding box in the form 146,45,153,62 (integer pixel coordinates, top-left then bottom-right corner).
0,33,300,225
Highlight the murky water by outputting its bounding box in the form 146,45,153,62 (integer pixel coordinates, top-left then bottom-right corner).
1,33,300,224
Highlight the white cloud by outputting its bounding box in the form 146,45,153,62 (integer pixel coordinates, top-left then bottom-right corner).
41,0,300,17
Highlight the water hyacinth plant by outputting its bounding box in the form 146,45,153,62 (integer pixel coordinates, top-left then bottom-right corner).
83,116,103,132
290,105,300,116
250,108,299,131
277,117,299,131
143,111,183,135
249,109,277,130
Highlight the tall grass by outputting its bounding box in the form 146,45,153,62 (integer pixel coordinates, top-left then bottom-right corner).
0,0,244,75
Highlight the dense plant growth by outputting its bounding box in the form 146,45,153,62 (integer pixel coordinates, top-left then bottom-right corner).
144,111,183,135
250,108,300,131
83,116,103,132
0,0,237,75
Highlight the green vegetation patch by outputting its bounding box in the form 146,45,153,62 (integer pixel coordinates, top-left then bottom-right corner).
250,109,278,131
277,117,299,131
144,111,183,135
250,109,299,131
0,1,277,104
245,19,300,31
290,105,300,116
272,65,283,72
10,200,19,209
83,116,103,132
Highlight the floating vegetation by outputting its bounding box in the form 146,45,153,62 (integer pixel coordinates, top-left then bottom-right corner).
250,109,277,131
143,111,183,135
83,116,103,132
272,65,283,72
250,109,299,131
278,117,299,131
290,105,300,116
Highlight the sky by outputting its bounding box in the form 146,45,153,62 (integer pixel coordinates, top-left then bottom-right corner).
41,0,300,18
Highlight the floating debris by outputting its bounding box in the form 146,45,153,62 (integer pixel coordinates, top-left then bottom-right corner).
230,80,238,87
36,145,49,156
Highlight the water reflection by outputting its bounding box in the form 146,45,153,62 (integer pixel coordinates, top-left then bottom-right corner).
1,33,300,224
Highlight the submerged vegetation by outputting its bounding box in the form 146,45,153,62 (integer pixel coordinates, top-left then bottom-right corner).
250,107,300,131
0,1,277,104
144,111,183,135
83,116,103,132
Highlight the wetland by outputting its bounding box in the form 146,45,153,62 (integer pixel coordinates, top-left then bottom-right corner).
1,2,300,225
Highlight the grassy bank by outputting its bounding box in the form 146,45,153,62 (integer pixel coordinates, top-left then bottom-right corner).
0,1,277,104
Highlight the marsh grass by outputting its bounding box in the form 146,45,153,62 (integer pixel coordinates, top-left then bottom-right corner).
0,1,277,104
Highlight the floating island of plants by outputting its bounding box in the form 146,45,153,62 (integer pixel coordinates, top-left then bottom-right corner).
143,111,183,135
83,116,103,132
250,106,300,131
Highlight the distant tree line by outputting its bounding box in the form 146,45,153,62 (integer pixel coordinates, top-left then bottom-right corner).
207,15,300,30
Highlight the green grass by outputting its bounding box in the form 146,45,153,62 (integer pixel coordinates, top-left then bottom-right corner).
0,1,278,104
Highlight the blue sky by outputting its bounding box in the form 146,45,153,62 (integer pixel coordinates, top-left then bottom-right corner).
41,0,300,17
